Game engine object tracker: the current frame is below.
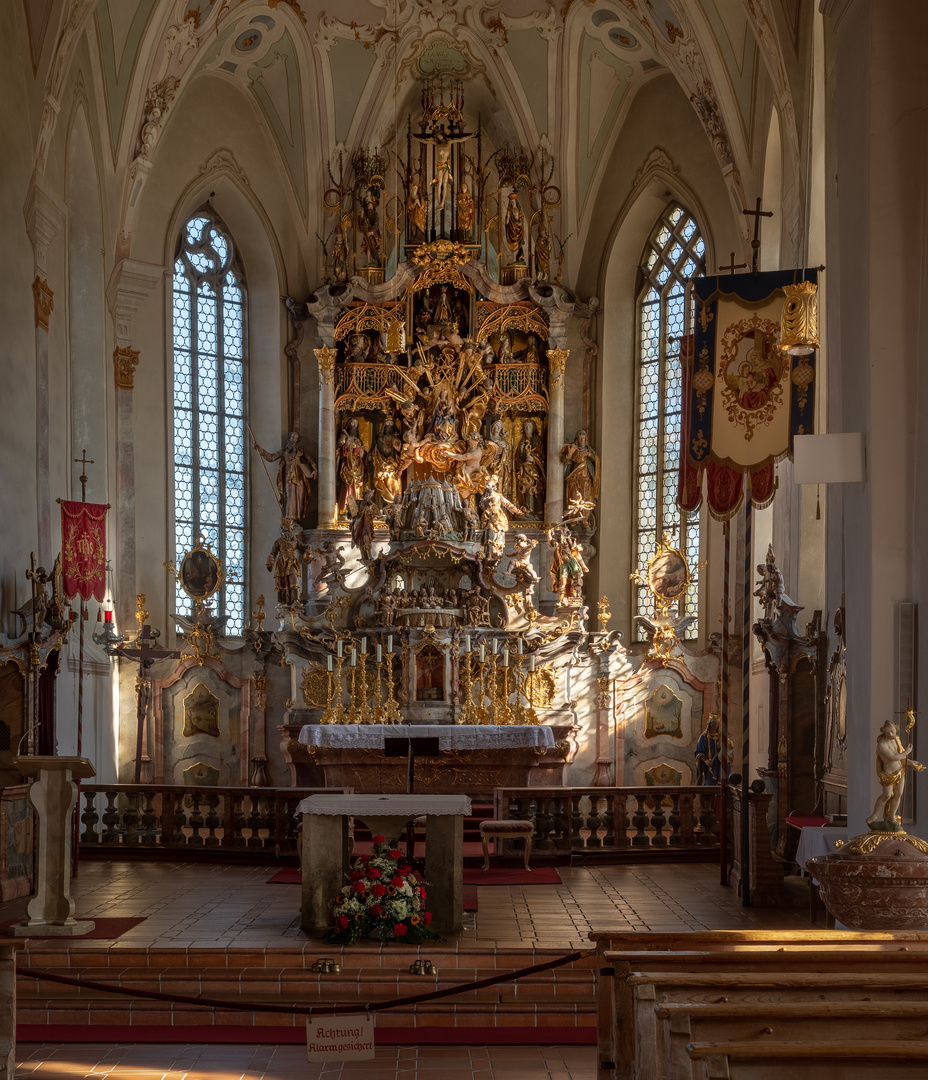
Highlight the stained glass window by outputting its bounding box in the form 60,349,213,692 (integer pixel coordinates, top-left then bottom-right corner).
172,212,247,635
635,204,705,638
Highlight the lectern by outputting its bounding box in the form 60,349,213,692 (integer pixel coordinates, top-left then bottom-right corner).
13,756,96,936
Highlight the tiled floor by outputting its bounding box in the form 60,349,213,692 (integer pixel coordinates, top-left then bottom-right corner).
9,858,810,1078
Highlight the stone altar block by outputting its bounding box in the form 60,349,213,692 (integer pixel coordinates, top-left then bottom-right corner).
13,756,95,936
298,793,471,934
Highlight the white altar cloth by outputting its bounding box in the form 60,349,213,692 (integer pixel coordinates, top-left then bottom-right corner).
297,723,555,751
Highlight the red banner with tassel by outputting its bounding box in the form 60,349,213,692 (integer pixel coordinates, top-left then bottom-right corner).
60,500,108,601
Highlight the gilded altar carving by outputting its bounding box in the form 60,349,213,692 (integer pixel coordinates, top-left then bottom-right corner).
182,683,220,738
114,345,140,389
315,346,337,387
301,664,330,708
546,348,569,385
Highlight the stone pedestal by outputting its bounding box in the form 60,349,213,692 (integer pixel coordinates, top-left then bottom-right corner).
13,756,96,936
807,830,928,930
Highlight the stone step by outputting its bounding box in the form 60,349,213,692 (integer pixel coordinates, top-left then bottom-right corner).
16,943,597,1037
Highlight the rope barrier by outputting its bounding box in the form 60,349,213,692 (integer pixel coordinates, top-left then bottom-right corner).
17,948,590,1017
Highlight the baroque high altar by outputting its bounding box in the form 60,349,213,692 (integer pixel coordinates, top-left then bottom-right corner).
138,75,719,797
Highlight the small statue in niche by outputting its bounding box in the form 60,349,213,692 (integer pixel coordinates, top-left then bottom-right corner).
754,543,787,621
372,417,403,506
266,518,309,608
346,332,371,364
867,711,926,828
515,418,546,517
377,587,397,627
407,178,426,239
561,430,601,522
254,431,317,523
505,191,525,263
523,333,542,365
457,175,475,235
337,417,367,514
486,417,512,497
497,331,513,365
694,714,722,785
534,212,551,281
349,488,377,563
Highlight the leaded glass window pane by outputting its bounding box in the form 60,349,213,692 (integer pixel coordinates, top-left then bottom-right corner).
635,204,705,638
171,210,247,636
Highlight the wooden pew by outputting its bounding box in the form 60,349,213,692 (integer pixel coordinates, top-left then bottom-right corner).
660,1001,928,1079
591,930,928,1080
686,1040,928,1079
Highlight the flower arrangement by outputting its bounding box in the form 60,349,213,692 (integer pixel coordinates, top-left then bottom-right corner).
323,835,441,945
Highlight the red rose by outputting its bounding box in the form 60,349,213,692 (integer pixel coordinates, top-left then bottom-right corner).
423,912,432,924
399,865,411,875
372,883,386,897
371,904,382,917
389,849,403,859
367,867,381,879
353,881,367,894
350,871,361,882
418,886,426,899
391,875,404,887
393,923,407,936
338,915,349,929
372,835,386,843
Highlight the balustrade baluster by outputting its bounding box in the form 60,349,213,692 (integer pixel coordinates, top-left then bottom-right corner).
222,793,237,849
698,791,719,847
631,794,650,847
570,795,584,849
232,794,247,848
585,798,602,848
678,793,695,846
536,798,554,850
123,793,140,845
80,792,99,843
549,796,568,853
616,793,630,848
204,795,221,846
601,794,616,847
139,791,158,844
101,791,120,845
187,793,205,846
161,790,179,846
668,793,682,846
650,793,667,846
246,795,264,848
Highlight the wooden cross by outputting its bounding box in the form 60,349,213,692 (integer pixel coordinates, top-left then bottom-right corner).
718,252,747,275
743,196,773,273
73,449,94,502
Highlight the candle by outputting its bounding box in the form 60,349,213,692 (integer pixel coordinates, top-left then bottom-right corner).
350,649,357,667
465,635,472,653
104,609,113,624
376,644,382,662
337,639,343,658
480,642,486,663
491,638,498,654
517,638,523,654
361,637,367,654
529,655,536,672
327,655,333,672
387,635,393,654
502,649,509,668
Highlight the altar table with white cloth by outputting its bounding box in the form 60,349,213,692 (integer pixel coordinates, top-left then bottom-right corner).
298,793,472,934
297,724,555,751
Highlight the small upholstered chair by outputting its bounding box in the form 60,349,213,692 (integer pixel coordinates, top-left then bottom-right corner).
478,818,534,871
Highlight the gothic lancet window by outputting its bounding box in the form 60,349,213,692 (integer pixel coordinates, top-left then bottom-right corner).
635,204,705,638
171,211,247,635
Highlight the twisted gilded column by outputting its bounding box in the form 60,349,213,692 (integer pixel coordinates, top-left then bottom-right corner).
545,348,568,524
315,346,338,526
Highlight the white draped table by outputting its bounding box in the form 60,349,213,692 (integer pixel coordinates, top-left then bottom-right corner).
298,724,555,751
298,793,473,935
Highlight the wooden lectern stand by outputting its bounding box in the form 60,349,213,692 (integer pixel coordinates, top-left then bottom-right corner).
13,756,96,936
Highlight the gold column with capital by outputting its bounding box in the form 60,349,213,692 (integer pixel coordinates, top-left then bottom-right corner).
315,345,339,526
545,348,569,525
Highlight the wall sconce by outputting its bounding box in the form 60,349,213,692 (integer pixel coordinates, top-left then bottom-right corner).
780,280,819,355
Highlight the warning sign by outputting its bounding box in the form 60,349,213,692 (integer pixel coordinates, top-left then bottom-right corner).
306,1015,375,1061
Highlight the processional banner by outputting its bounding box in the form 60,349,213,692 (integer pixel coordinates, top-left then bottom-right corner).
60,500,108,601
678,269,818,520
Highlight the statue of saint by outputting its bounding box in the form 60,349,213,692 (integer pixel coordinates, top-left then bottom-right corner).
506,533,540,600
407,179,426,239
266,519,308,608
561,430,601,519
457,177,475,234
487,418,512,497
695,715,722,785
311,540,345,592
357,183,382,265
505,191,525,263
479,475,522,560
867,713,926,827
754,544,786,621
346,332,370,364
337,417,367,514
534,213,551,281
255,431,317,522
497,331,513,365
349,489,377,562
546,526,589,604
516,418,546,516
372,417,403,506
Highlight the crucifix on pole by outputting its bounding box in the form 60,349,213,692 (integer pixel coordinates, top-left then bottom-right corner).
718,252,748,276
742,196,773,274
73,450,93,502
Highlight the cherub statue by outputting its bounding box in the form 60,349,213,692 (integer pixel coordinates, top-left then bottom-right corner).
312,540,345,592
867,711,926,828
507,533,539,587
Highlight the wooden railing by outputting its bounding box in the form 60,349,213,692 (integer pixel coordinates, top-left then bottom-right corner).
493,786,723,855
78,785,350,857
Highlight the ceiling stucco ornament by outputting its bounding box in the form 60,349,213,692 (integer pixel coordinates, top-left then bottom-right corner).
632,146,679,190
198,147,252,187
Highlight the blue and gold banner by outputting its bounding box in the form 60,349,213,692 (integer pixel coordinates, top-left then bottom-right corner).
687,269,818,474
